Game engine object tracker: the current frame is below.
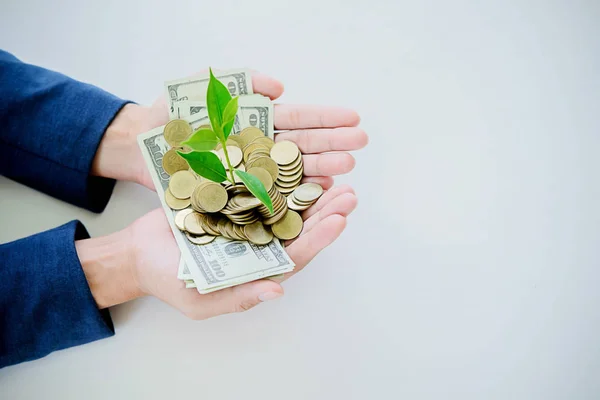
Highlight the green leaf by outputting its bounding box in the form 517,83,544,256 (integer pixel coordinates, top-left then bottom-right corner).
181,128,219,151
177,151,227,183
206,68,232,142
221,96,239,139
234,170,274,214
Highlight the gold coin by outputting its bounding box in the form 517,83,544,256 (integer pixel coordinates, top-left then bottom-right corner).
191,182,212,213
234,136,250,148
162,149,189,176
186,233,216,245
217,218,230,237
226,208,258,218
246,156,279,181
169,170,197,199
246,154,271,166
227,210,256,219
240,127,265,142
197,183,228,213
226,183,249,196
287,196,312,211
275,175,302,188
230,193,262,209
227,135,246,148
216,145,243,169
263,202,289,225
216,137,242,150
233,224,248,240
270,141,300,165
272,210,303,240
226,146,243,167
164,120,192,147
201,214,222,236
175,208,194,231
278,156,303,173
246,147,271,157
246,167,274,191
222,220,236,240
243,143,269,162
289,192,315,206
228,216,259,225
293,183,324,203
275,185,296,195
259,193,286,218
277,170,303,183
165,188,191,210
184,212,206,235
249,136,275,149
228,215,259,224
247,150,270,159
227,222,244,241
244,222,274,245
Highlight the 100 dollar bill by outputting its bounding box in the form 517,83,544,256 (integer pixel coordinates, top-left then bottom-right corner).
137,115,294,294
165,69,254,119
175,94,274,138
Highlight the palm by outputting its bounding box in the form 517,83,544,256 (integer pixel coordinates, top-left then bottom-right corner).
129,182,357,320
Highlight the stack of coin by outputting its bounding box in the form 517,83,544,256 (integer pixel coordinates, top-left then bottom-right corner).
220,193,261,225
173,209,218,245
162,121,324,245
174,209,276,245
287,183,324,211
270,141,303,195
190,181,228,213
258,185,288,225
164,170,196,210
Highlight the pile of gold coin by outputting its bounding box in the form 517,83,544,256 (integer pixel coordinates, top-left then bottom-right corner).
161,122,324,246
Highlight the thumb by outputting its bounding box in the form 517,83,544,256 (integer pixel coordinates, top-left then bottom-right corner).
199,279,284,319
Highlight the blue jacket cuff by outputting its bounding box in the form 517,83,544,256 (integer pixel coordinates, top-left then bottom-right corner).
0,50,132,213
0,221,114,368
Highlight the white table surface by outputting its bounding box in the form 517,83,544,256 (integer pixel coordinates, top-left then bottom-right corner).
1,1,599,399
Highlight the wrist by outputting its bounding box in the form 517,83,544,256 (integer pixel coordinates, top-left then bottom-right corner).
75,227,144,309
91,103,152,184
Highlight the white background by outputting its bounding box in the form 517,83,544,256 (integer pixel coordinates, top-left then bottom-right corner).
1,0,599,399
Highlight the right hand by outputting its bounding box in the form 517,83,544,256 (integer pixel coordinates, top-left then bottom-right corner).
125,183,357,319
92,72,367,193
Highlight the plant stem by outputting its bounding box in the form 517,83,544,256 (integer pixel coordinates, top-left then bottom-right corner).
221,141,236,183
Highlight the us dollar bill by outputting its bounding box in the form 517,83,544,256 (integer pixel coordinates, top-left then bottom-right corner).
137,116,294,294
165,69,254,119
175,94,274,139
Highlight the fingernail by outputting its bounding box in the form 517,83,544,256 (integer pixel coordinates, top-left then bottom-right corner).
259,292,283,302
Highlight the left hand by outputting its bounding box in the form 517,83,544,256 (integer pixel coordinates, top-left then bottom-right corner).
91,71,368,190
78,184,358,318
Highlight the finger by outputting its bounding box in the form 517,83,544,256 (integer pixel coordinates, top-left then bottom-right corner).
301,176,334,190
275,127,368,154
301,193,358,233
278,214,347,280
302,153,355,177
303,184,355,219
251,72,285,100
274,105,360,130
189,279,284,320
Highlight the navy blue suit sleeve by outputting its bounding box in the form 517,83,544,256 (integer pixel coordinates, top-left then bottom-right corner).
0,221,115,368
0,49,131,213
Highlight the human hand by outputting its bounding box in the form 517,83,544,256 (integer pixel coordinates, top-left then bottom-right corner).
76,184,359,317
91,71,367,191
